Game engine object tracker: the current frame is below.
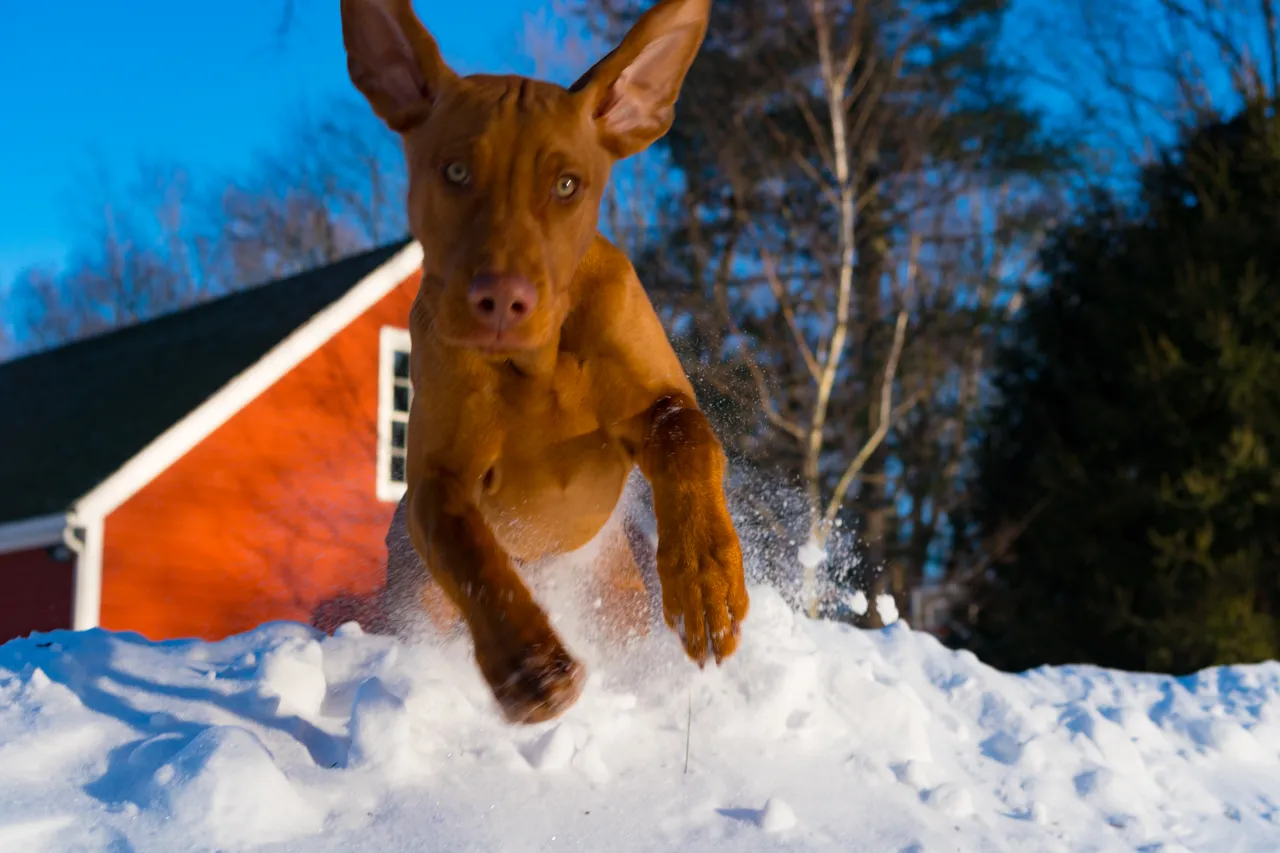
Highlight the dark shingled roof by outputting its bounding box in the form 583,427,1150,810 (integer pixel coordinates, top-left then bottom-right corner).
0,239,412,524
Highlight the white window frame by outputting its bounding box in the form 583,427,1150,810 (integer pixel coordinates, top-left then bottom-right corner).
376,326,414,502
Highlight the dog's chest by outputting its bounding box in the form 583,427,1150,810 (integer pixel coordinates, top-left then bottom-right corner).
471,355,641,559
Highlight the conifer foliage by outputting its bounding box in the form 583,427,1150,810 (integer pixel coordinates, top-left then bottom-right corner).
958,105,1280,673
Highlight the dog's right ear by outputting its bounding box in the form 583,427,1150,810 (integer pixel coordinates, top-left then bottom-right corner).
341,0,458,132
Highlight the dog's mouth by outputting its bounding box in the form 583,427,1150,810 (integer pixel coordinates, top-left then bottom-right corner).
442,327,544,356
428,277,554,356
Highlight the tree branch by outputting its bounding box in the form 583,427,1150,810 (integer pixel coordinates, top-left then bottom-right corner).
822,307,913,528
1264,0,1279,99
695,208,807,443
750,228,822,381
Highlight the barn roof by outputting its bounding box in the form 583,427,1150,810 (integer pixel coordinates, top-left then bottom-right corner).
0,239,413,525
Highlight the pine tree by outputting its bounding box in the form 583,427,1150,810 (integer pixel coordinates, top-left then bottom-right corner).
957,104,1280,673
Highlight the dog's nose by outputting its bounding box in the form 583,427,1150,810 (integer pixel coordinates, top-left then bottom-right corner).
467,273,538,330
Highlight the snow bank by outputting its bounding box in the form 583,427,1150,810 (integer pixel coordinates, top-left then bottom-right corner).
3,585,1280,852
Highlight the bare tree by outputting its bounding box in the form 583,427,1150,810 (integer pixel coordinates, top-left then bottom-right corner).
207,100,407,290
1008,0,1276,180
0,311,13,362
521,0,676,261
4,267,108,352
3,96,408,359
571,0,1063,626
2,155,210,356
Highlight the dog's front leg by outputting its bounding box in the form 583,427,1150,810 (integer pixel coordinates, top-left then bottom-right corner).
406,473,585,723
639,395,750,666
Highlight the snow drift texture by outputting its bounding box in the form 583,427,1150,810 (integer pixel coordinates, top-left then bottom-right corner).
3,583,1280,852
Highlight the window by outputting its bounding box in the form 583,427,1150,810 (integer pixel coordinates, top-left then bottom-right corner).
377,326,413,502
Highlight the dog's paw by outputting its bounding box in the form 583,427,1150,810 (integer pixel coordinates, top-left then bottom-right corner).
656,505,750,667
478,636,587,725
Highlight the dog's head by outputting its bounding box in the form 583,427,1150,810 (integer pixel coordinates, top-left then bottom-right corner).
341,0,709,355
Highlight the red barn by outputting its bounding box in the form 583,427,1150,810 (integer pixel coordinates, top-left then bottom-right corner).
0,240,423,644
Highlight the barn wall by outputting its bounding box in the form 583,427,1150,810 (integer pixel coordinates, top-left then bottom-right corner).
0,545,74,643
99,272,419,640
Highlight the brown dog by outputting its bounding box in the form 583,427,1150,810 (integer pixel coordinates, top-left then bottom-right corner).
341,0,748,724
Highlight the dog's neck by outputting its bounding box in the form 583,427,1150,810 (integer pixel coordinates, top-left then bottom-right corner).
501,335,563,380
425,323,565,388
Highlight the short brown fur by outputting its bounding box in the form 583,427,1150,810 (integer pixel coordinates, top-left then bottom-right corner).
342,0,748,724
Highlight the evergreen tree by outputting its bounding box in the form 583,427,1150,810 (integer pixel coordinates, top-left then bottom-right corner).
957,105,1280,673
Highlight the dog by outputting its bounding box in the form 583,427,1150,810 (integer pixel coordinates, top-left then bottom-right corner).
341,0,749,724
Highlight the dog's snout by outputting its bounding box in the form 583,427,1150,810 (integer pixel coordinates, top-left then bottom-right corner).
468,274,538,330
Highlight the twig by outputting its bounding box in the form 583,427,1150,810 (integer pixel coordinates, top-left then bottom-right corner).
709,251,806,442
744,492,791,539
952,496,1052,587
752,235,821,381
683,687,693,775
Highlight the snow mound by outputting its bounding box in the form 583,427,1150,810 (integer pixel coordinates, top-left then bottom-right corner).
139,726,325,848
3,585,1280,851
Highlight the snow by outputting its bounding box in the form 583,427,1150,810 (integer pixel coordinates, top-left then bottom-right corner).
876,593,900,626
4,586,1280,851
796,538,828,570
758,797,798,832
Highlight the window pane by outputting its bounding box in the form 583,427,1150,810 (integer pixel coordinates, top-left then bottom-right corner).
390,453,406,483
393,385,410,412
394,350,410,379
391,421,407,449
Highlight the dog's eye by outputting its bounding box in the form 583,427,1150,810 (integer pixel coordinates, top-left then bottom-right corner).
443,162,470,185
554,174,580,200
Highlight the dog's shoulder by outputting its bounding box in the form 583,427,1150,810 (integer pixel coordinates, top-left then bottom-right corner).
568,235,665,341
572,235,641,316
563,235,693,403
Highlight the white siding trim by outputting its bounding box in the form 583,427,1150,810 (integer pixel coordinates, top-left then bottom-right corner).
376,325,413,503
64,514,104,631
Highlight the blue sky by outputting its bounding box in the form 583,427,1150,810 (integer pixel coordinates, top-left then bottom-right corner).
0,0,1253,289
0,0,550,285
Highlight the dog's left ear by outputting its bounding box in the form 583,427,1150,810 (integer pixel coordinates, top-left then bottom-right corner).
570,0,711,159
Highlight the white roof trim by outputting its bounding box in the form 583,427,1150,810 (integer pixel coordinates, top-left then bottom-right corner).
0,513,68,555
72,241,423,521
